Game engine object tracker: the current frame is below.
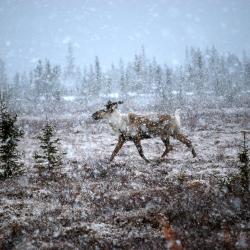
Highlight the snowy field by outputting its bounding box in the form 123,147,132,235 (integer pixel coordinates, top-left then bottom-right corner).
0,96,250,249
1,0,250,248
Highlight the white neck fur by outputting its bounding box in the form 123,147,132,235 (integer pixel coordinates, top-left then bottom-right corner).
104,110,128,133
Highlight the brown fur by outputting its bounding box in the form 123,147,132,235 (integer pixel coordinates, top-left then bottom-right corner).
128,113,179,138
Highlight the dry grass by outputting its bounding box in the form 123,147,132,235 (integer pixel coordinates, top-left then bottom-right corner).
0,102,250,249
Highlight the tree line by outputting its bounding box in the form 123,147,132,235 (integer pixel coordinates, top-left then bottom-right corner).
0,44,250,111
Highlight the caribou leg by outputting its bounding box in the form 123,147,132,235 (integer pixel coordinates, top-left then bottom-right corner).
110,134,126,162
175,133,197,157
161,137,173,158
133,138,149,163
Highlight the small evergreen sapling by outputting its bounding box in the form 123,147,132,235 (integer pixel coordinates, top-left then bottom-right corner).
34,122,63,176
0,102,23,179
220,131,249,193
238,131,249,191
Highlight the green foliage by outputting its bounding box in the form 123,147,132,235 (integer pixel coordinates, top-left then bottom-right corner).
34,122,63,175
237,132,249,191
0,102,23,179
220,132,249,193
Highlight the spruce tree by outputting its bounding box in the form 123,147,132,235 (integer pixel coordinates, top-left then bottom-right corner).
34,122,63,176
238,131,249,192
0,102,23,179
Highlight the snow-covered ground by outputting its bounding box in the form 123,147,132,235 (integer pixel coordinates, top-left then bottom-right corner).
0,99,250,249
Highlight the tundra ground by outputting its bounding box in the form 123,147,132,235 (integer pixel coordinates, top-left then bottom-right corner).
0,99,250,249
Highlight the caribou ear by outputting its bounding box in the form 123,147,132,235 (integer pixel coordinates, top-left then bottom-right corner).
106,100,112,109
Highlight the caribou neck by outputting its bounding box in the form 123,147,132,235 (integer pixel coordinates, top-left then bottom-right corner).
105,110,128,134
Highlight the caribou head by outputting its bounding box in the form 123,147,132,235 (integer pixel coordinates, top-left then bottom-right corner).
92,100,123,120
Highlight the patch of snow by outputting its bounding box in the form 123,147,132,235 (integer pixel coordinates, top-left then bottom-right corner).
62,96,76,101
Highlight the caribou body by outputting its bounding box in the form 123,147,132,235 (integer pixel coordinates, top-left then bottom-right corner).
92,101,196,162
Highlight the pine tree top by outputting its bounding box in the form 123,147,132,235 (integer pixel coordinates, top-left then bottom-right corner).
0,105,23,141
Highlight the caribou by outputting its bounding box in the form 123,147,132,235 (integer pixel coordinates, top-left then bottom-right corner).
92,101,196,162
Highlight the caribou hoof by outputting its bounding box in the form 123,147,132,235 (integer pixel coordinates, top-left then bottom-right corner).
109,158,114,163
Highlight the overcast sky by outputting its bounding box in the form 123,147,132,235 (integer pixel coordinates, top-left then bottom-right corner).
0,0,250,74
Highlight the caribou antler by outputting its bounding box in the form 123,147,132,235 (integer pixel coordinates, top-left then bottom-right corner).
105,100,123,110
